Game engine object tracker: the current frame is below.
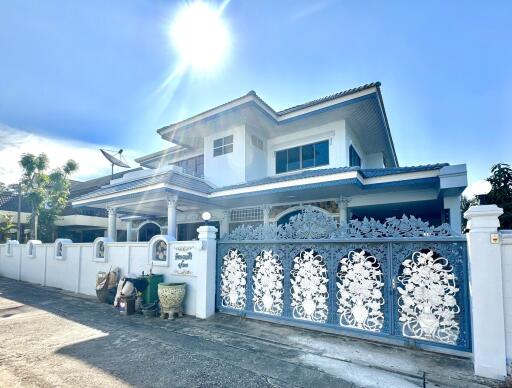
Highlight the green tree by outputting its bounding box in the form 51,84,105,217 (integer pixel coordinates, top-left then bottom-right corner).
487,163,512,229
0,214,15,242
19,153,78,241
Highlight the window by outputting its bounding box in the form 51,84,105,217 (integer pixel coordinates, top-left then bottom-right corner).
275,140,329,174
172,155,204,178
251,134,264,150
213,135,233,157
349,145,361,167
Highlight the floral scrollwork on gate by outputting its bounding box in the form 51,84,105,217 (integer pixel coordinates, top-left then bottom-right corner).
337,250,385,332
290,249,329,322
252,250,284,316
397,250,460,344
220,249,247,310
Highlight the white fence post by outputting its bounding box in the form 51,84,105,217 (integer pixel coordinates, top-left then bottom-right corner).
196,225,217,319
464,204,507,379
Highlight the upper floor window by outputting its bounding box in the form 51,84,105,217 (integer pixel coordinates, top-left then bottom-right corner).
213,135,233,157
349,145,361,167
172,155,204,178
275,140,329,174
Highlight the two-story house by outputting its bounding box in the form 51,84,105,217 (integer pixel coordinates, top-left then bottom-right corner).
72,82,467,241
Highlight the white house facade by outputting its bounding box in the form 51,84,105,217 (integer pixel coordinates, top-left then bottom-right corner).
71,82,467,241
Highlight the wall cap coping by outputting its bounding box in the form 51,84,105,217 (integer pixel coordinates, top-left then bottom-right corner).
464,205,504,220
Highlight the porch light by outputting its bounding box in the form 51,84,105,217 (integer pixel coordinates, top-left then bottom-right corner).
202,211,212,225
472,180,492,204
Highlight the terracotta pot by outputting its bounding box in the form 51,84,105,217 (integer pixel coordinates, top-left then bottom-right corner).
158,282,186,320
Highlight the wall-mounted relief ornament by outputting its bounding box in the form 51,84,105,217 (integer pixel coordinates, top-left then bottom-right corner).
252,250,284,316
290,249,329,323
220,249,247,309
54,238,72,260
337,250,385,332
397,250,460,344
6,240,19,257
148,235,173,267
93,237,111,263
27,240,42,258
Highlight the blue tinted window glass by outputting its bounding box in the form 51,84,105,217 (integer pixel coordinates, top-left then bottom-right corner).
276,150,287,173
287,147,300,171
301,144,314,168
349,145,361,167
314,141,329,166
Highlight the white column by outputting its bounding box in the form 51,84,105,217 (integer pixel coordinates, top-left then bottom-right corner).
107,207,117,242
337,197,350,224
464,205,507,379
167,196,178,240
219,210,230,237
444,195,462,233
126,220,133,242
262,205,272,225
196,225,218,319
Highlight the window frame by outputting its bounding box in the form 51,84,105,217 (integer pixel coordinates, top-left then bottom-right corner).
349,145,361,167
213,135,234,157
275,140,330,174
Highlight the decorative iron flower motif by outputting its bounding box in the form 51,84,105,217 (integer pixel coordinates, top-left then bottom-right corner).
397,250,460,344
337,250,384,332
220,249,247,309
290,249,329,322
252,250,284,316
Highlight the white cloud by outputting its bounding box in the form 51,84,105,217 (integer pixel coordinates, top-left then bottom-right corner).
0,123,137,184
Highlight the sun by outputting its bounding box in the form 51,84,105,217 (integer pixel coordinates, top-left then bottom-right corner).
169,1,231,72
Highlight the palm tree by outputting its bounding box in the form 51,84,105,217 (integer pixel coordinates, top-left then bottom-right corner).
19,153,78,240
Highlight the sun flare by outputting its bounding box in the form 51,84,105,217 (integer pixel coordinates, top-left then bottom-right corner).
169,1,231,72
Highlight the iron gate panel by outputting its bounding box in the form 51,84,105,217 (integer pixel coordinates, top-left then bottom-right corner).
216,209,471,353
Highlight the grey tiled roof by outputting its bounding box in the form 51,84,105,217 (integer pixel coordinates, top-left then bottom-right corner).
0,193,31,212
276,82,381,115
158,82,381,133
72,171,214,202
212,164,448,192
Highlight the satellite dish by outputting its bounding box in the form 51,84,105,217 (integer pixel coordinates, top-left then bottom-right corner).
100,149,131,179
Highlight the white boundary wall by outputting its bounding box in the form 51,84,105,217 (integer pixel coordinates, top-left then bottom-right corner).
501,230,512,374
0,226,217,319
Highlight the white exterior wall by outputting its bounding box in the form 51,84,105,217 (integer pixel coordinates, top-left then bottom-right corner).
0,232,217,318
204,125,246,186
501,231,512,373
245,125,268,182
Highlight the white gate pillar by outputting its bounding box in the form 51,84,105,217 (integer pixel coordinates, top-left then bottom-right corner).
196,225,218,319
464,204,507,379
107,207,117,242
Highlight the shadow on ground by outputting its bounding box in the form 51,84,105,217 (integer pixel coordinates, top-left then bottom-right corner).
0,276,503,388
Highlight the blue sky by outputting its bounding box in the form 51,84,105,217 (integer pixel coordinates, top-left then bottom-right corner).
0,0,511,187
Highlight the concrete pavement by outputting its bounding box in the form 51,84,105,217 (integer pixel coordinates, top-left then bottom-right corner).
0,277,502,387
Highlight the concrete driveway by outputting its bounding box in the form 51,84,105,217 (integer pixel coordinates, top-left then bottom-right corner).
0,277,501,388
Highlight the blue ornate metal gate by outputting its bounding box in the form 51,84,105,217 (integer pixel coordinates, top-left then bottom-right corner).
216,208,471,353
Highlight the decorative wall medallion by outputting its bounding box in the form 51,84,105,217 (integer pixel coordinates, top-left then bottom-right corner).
155,240,168,262
290,249,329,322
337,250,385,332
252,250,284,316
97,241,105,259
397,250,460,344
220,249,247,309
